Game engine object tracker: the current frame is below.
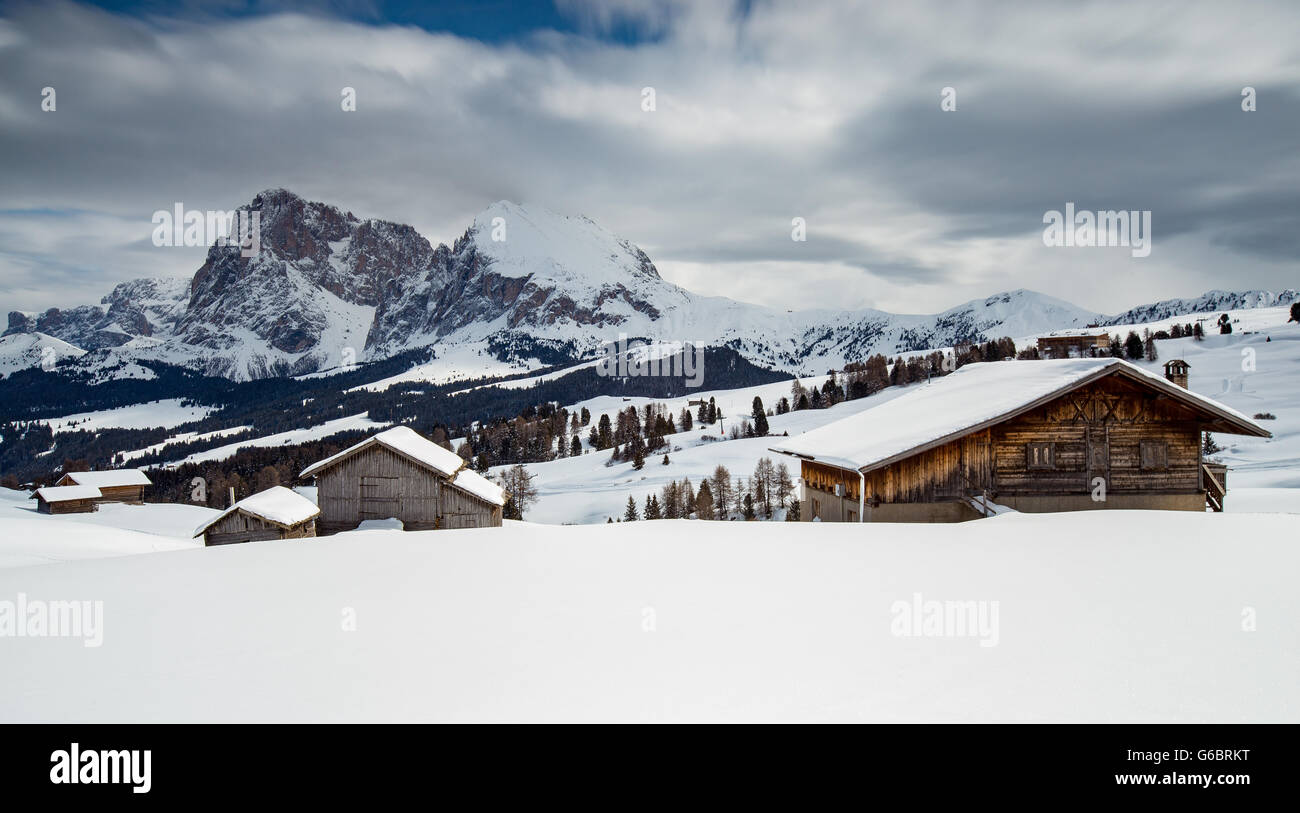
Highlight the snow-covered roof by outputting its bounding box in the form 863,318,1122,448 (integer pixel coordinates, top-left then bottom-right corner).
299,426,464,479
451,468,507,507
35,485,102,502
770,358,1270,473
193,486,320,537
61,469,151,487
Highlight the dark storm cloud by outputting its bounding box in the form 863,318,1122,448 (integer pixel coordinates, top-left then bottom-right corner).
0,0,1297,315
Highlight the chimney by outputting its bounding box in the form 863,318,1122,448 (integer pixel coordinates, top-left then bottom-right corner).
1163,359,1189,389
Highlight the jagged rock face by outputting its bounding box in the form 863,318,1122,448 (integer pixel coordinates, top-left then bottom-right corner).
173,189,437,377
363,211,673,357
6,187,1292,382
4,277,189,350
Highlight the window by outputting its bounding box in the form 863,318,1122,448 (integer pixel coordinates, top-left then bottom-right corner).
1026,442,1055,470
811,498,821,518
1140,441,1168,470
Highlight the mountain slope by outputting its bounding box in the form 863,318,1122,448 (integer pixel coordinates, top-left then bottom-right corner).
4,189,1293,382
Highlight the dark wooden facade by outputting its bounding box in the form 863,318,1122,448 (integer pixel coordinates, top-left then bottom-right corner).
201,510,317,547
1037,332,1110,359
801,370,1262,522
311,445,503,535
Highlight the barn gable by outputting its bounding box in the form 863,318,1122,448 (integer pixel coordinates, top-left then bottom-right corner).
300,427,506,534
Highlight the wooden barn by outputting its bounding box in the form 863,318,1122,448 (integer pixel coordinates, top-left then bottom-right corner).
55,469,151,503
193,486,320,546
1036,329,1111,359
299,426,507,534
771,358,1270,523
33,485,101,514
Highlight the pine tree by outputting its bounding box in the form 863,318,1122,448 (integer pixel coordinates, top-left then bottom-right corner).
662,454,670,465
646,494,662,520
775,461,793,509
752,397,769,435
1218,313,1233,334
624,495,639,522
786,499,801,521
632,444,645,470
1124,331,1144,360
695,479,713,520
597,413,613,449
570,435,582,456
712,465,732,520
743,493,755,520
1193,322,1205,341
1203,432,1222,457
662,481,680,518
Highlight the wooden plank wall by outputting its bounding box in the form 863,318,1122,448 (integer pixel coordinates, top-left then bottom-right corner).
316,445,501,533
204,511,316,546
861,376,1204,503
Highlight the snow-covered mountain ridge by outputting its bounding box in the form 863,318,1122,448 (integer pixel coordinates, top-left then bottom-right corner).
5,189,1296,382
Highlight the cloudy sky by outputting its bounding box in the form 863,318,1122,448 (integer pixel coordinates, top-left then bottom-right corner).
1,0,1297,316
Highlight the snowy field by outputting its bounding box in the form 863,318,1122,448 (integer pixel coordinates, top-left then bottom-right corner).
0,488,206,568
45,398,215,434
0,511,1294,722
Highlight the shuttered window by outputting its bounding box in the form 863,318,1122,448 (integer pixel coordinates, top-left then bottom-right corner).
1026,442,1055,470
1140,441,1168,470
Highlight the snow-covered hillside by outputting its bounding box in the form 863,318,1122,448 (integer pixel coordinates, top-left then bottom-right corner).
509,309,1300,525
0,510,1294,722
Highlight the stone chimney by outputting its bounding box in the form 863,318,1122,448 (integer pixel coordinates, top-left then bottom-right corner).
1163,359,1189,389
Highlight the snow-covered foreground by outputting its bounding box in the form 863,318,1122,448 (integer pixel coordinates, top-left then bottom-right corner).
0,488,206,568
0,511,1294,722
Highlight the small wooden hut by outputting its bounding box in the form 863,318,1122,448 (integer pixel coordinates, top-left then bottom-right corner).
33,485,101,514
55,469,151,504
193,486,321,546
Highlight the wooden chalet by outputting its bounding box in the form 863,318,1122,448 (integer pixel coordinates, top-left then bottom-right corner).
193,486,320,546
1036,330,1111,359
33,485,101,514
55,469,151,503
299,426,507,534
770,358,1269,522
